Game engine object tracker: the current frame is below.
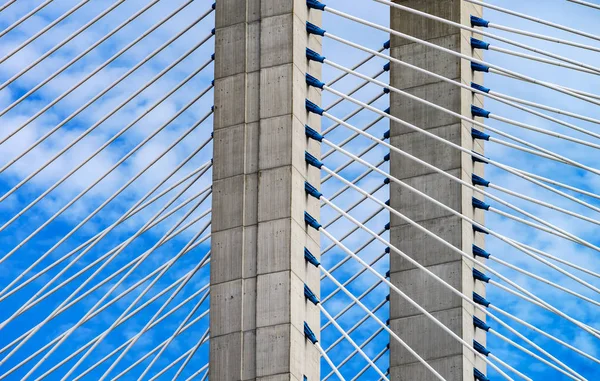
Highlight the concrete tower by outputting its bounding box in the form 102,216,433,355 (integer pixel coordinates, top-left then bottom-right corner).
388,0,486,380
209,1,322,380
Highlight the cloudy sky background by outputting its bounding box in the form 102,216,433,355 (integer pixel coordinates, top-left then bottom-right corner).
0,0,599,380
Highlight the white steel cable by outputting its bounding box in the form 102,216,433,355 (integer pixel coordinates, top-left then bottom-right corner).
322,159,600,313
488,44,599,76
325,42,387,88
0,33,213,189
322,280,386,331
0,56,213,237
490,208,573,241
43,285,209,381
323,31,600,163
0,0,92,65
0,0,16,13
315,167,599,370
0,0,53,39
4,208,211,324
464,0,600,43
319,304,389,380
491,67,600,102
183,363,210,381
316,154,600,340
323,299,387,353
322,113,387,160
490,183,600,227
319,107,600,285
483,307,586,380
324,3,600,105
0,0,129,90
45,277,209,381
0,245,211,360
492,279,600,336
491,355,532,381
489,302,600,365
321,251,387,305
323,324,386,381
4,233,212,371
488,330,581,381
0,0,170,117
326,158,386,202
516,241,600,280
0,143,212,356
171,327,211,381
321,56,600,184
486,88,600,127
319,263,460,381
145,331,209,381
89,226,213,381
319,81,600,255
104,320,209,381
145,333,209,381
320,222,533,381
0,164,212,299
325,68,387,112
323,89,387,139
0,98,213,269
567,0,600,11
317,342,347,381
489,254,600,308
21,195,211,381
0,1,208,145
323,140,384,185
489,137,570,166
489,113,600,148
2,262,210,379
351,346,389,381
372,0,600,75
325,182,385,227
321,226,385,280
487,21,600,54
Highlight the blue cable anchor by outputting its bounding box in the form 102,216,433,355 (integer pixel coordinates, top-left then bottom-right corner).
473,244,490,259
471,82,490,94
473,316,490,332
306,99,324,115
304,322,318,344
471,62,490,73
472,197,490,211
471,128,490,141
306,73,325,89
306,48,325,63
474,340,490,356
471,15,490,28
304,247,320,267
305,151,323,169
472,174,490,187
470,37,490,50
305,212,322,230
474,368,491,381
473,268,491,283
305,124,323,142
473,292,490,307
306,21,326,36
472,105,491,118
305,181,322,199
304,284,320,305
307,0,326,11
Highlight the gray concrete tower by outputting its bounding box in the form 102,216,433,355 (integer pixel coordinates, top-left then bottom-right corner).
388,1,487,380
210,1,322,380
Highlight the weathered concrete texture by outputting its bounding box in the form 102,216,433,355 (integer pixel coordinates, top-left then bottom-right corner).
211,1,322,380
389,1,486,380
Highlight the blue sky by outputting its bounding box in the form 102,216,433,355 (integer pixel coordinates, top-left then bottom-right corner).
0,0,599,380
